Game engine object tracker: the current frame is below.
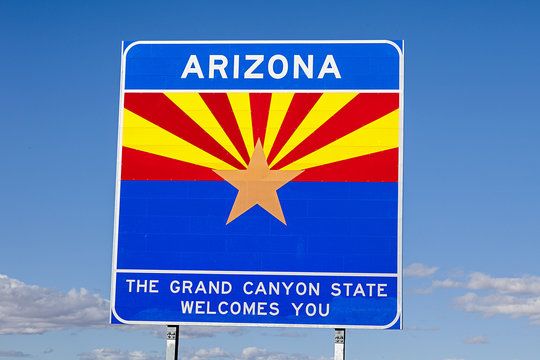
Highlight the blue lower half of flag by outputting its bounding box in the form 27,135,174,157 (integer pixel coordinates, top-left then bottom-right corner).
117,180,398,274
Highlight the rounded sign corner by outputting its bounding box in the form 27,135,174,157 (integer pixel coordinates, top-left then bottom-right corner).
110,306,129,325
382,40,404,58
123,41,145,58
382,309,402,329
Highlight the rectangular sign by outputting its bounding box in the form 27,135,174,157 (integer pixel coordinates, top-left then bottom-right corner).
111,40,403,329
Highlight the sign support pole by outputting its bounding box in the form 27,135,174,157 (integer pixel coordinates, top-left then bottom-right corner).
334,328,345,360
166,325,179,360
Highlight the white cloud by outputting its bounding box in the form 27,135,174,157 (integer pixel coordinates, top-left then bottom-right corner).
0,350,30,358
180,326,243,339
408,287,434,294
404,325,440,331
80,347,327,360
452,273,540,325
466,273,540,295
0,274,245,338
455,292,540,321
464,335,488,344
259,330,307,338
236,347,330,360
44,347,54,353
182,347,232,360
0,274,109,334
275,331,307,338
404,263,439,277
433,278,463,289
152,326,243,339
409,277,463,294
79,348,162,360
194,348,232,358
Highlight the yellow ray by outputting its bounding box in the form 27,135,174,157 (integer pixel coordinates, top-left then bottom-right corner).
122,109,235,170
227,93,254,156
269,93,358,168
263,93,294,157
165,93,247,167
281,109,399,170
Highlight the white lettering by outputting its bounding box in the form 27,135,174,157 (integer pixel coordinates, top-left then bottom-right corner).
195,301,205,314
255,282,267,295
181,54,341,80
195,281,207,294
244,302,256,315
218,301,228,314
180,301,280,316
230,302,241,315
319,303,330,317
243,281,253,295
305,303,316,316
378,283,387,297
233,54,240,79
149,280,159,293
294,55,313,78
136,280,147,293
170,280,180,294
181,55,204,78
182,280,192,294
353,283,365,297
268,54,288,79
206,301,216,315
317,55,341,79
282,282,294,295
209,55,228,79
222,281,232,294
181,301,193,314
208,281,219,294
269,282,279,295
269,302,279,316
244,55,264,79
292,302,303,316
126,279,135,292
331,282,388,297
331,283,341,296
257,302,268,316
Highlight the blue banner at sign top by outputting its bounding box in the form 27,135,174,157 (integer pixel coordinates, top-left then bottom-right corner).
123,41,402,90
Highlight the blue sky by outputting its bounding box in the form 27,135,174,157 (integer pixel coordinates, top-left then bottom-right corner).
1,0,539,359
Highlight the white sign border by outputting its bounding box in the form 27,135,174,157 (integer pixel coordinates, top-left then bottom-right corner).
110,40,404,329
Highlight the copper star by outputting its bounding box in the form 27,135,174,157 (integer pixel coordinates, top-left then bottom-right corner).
214,140,303,225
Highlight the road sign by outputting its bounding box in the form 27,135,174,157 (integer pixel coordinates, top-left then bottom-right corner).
111,40,403,329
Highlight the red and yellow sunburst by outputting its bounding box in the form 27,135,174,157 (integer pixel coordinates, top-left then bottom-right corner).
121,92,399,182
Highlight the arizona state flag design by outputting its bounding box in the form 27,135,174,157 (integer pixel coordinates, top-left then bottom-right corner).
111,41,403,329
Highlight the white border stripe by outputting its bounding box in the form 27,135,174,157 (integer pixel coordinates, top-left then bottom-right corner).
116,269,399,277
124,89,401,93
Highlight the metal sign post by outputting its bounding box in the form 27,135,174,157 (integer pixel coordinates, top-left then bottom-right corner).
166,325,179,360
334,328,345,360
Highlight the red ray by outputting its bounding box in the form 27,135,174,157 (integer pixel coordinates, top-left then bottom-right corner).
292,148,399,182
272,93,399,170
266,93,323,164
124,93,245,169
200,93,251,165
250,93,271,145
121,147,222,181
